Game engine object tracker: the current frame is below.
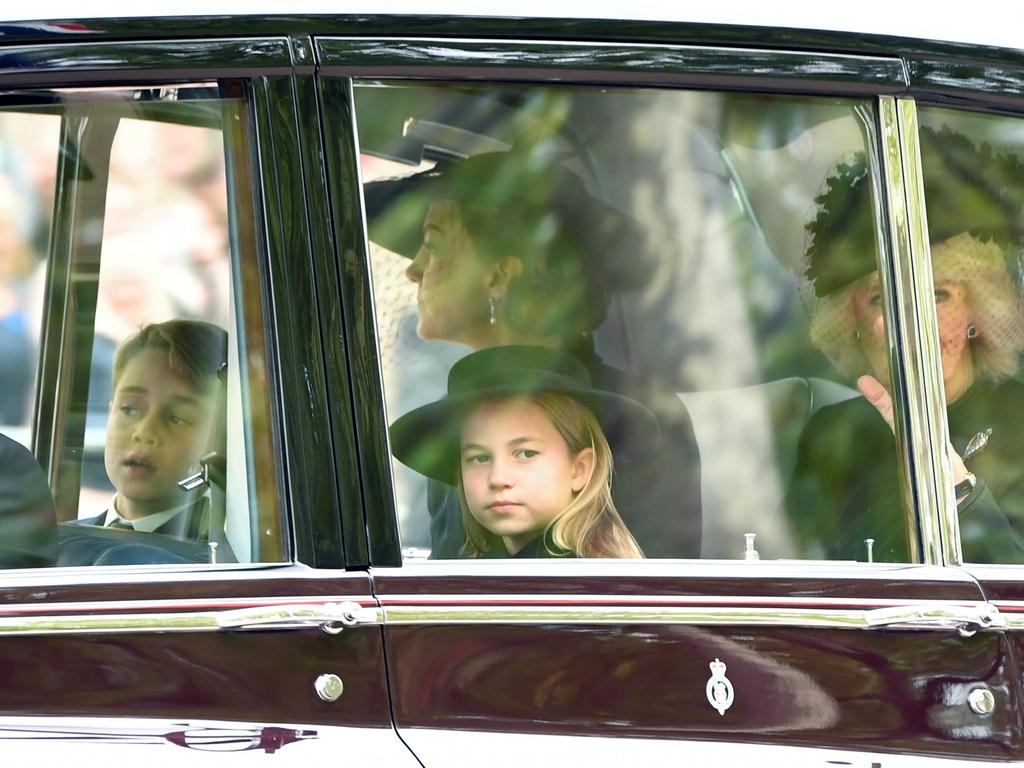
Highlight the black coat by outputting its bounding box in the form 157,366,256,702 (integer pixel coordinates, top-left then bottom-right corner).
60,494,237,566
476,529,577,559
786,379,1024,563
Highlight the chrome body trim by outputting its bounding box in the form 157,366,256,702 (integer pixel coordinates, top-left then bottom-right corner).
0,601,383,637
385,607,849,624
0,590,1005,634
1002,615,1024,630
378,593,976,607
992,603,1024,630
379,600,1003,632
0,593,374,616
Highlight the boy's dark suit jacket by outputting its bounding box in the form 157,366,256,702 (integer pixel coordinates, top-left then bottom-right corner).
63,496,236,565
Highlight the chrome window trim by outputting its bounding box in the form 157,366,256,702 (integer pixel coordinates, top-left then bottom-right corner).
344,74,399,563
876,96,924,561
878,96,956,565
895,98,963,566
378,558,979,581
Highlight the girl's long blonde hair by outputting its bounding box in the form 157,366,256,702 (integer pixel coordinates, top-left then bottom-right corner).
459,392,643,559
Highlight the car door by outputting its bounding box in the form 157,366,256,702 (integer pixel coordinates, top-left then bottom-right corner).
903,49,1024,740
0,33,415,763
318,32,1024,764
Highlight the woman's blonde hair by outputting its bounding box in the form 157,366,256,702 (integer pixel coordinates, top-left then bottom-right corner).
458,392,643,559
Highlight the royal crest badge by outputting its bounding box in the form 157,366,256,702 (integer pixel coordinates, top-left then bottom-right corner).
705,658,735,716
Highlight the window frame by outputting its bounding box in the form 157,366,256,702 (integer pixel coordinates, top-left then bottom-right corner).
310,36,966,568
0,35,356,574
902,56,1024,570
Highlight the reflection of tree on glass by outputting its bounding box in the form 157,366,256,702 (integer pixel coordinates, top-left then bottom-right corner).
390,347,650,558
366,149,701,558
788,127,1024,563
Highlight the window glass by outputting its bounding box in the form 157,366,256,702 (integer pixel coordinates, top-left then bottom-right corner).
0,85,283,569
0,110,58,440
917,107,1024,564
356,82,907,562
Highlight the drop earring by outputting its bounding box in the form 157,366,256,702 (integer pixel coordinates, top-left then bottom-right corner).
967,323,977,339
488,296,497,326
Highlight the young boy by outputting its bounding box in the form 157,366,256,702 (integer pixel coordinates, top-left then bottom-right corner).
76,320,228,549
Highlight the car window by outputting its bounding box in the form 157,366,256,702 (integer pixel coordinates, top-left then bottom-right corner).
916,106,1024,565
354,81,911,562
0,84,284,568
0,109,57,437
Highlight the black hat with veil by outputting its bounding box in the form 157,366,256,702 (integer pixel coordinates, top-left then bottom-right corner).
803,125,1024,382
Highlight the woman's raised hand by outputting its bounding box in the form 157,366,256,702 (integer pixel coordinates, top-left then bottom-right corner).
857,375,895,431
856,374,970,488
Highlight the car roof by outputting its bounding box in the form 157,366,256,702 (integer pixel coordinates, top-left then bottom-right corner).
1,0,1022,53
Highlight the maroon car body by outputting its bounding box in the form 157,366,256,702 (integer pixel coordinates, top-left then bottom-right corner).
1,7,1024,766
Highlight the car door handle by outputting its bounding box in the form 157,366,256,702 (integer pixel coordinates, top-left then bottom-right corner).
864,602,1005,636
216,601,380,634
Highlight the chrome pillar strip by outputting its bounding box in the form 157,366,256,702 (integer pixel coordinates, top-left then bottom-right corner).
0,602,383,637
877,96,953,565
895,99,962,566
382,601,1002,633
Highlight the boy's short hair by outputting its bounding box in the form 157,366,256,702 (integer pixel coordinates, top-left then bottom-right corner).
113,320,228,457
113,320,227,394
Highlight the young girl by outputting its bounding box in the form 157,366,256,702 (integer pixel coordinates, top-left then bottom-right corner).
389,346,654,559
458,391,641,558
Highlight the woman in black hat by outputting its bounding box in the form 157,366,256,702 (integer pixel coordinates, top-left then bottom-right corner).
787,126,1024,563
366,149,701,559
390,346,650,558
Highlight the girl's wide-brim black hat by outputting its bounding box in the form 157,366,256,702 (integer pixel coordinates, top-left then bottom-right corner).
389,346,659,486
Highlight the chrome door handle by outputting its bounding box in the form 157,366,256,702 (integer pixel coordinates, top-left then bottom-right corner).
216,601,380,634
865,602,1005,636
